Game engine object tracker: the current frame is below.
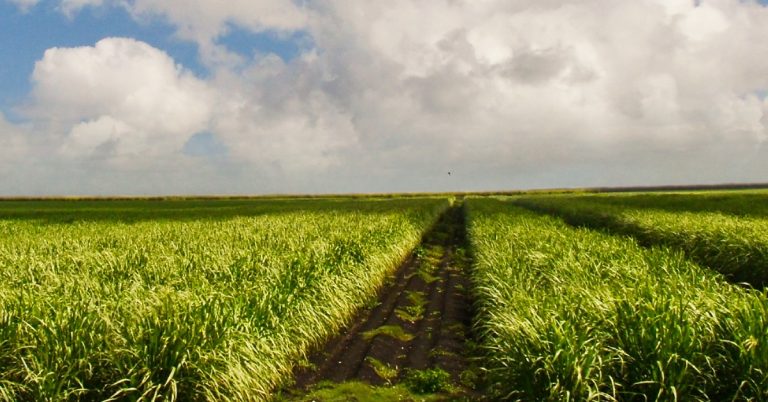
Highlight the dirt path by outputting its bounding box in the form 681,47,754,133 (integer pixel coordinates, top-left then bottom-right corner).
291,204,474,397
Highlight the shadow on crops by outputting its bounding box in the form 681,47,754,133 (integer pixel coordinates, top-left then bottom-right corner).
0,198,439,224
515,198,768,289
563,192,768,218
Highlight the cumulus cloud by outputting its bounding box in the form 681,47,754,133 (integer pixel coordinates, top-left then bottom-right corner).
27,37,213,166
126,0,307,40
274,0,768,188
5,0,768,194
122,0,309,66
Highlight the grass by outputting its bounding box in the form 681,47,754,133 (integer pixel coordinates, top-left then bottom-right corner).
465,197,768,400
7,191,768,400
566,189,768,218
0,197,449,401
516,193,768,287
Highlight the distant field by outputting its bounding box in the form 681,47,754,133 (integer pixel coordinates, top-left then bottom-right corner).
517,189,768,287
2,190,768,401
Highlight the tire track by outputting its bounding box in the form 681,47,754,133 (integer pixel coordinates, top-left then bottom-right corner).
292,203,473,393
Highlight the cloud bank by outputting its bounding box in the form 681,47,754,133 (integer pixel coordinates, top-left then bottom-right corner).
4,0,768,195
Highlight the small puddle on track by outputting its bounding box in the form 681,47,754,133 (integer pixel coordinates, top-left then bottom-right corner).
284,203,477,401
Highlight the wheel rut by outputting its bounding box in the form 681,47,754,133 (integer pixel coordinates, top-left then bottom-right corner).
292,203,474,395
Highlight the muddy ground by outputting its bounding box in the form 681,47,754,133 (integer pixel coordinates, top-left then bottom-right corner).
290,204,476,398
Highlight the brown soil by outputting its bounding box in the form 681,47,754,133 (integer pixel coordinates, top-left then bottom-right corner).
292,204,473,391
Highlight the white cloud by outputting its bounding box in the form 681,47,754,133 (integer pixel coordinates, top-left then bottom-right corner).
60,116,144,161
122,0,309,67
0,114,28,174
206,53,359,175
326,0,768,188
126,0,308,40
28,38,213,165
6,0,768,194
679,3,730,40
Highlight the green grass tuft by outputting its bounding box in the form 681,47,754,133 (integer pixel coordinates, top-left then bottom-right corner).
362,325,415,343
403,368,452,394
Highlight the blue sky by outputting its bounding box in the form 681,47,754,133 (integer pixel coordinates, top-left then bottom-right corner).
1,0,768,195
0,2,188,117
0,1,307,120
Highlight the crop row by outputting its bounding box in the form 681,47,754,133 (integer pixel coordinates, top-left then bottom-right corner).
566,190,768,218
0,198,448,401
465,198,768,400
516,195,768,287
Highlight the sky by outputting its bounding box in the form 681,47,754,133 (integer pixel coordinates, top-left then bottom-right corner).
1,0,768,195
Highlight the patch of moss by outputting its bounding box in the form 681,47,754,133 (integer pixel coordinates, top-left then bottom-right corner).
287,381,446,402
429,348,457,359
365,357,399,383
416,269,440,284
395,291,427,323
403,368,453,394
416,246,443,284
362,325,414,342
